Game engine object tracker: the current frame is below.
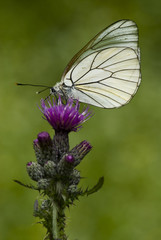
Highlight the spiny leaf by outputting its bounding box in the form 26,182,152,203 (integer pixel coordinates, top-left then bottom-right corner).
82,177,104,196
13,179,38,190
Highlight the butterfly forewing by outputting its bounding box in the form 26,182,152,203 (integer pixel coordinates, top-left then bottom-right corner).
61,20,141,108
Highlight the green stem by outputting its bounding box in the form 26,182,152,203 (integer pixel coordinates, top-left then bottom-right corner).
57,208,67,240
51,200,67,240
52,202,59,239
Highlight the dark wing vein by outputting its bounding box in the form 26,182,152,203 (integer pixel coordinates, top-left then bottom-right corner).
114,68,140,73
75,88,105,108
92,20,136,47
75,86,123,106
92,48,125,69
69,51,100,82
97,20,126,41
108,76,139,83
99,82,132,95
101,33,138,42
94,48,133,69
75,80,133,96
100,57,137,69
70,47,136,84
75,76,111,86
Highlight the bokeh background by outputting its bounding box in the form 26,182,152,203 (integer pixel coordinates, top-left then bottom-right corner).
1,0,161,239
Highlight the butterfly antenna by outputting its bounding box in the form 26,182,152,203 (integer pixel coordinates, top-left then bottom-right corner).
16,82,52,95
16,83,52,88
36,87,51,94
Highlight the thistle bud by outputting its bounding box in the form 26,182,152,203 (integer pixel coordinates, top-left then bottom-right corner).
65,154,75,163
70,140,92,166
38,131,52,146
33,132,53,165
57,154,75,176
26,162,44,181
44,161,57,178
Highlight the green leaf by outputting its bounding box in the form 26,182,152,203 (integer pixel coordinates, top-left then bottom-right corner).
13,179,38,190
82,176,104,196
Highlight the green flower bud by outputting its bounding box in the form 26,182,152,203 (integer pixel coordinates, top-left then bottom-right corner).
26,162,44,181
44,161,57,178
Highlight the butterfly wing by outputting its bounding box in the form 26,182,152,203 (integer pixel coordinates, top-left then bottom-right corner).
61,20,141,108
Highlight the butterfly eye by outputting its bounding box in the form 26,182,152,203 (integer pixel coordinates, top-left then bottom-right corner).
50,88,55,94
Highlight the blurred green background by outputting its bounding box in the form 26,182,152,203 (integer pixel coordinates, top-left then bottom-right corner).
1,0,161,239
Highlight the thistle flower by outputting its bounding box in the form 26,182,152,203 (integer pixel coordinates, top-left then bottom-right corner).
40,96,92,132
16,96,104,240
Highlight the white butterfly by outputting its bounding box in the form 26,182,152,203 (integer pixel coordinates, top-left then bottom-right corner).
50,19,141,108
17,20,141,108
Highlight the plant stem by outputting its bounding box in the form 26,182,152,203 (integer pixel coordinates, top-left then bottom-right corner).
51,199,67,240
52,201,59,239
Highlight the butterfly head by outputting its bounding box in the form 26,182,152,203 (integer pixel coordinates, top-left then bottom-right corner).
50,82,62,95
50,82,70,101
50,82,73,102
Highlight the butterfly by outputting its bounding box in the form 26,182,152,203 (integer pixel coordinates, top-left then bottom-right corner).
17,20,141,108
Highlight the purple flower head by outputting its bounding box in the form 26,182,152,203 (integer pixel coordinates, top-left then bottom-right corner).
40,96,92,132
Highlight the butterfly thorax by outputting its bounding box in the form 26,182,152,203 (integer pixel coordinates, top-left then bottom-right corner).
50,82,73,99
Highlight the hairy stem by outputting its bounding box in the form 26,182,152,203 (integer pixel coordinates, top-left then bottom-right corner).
57,207,67,240
52,201,59,239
